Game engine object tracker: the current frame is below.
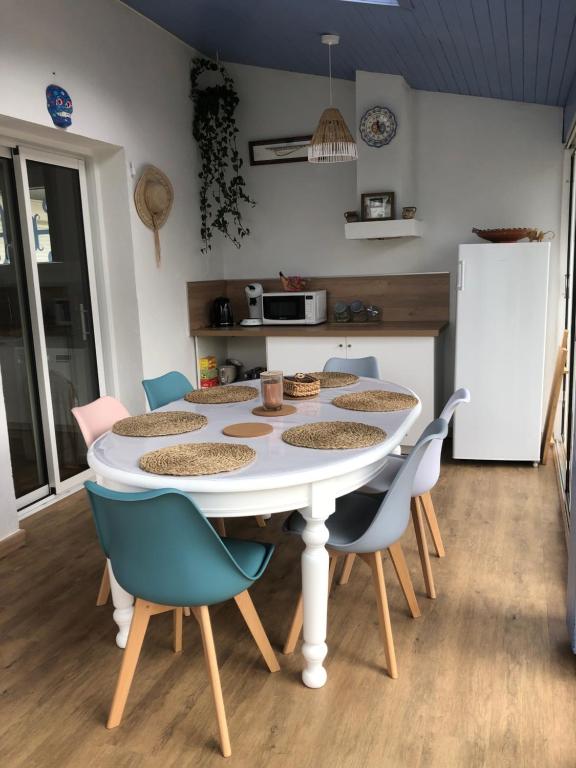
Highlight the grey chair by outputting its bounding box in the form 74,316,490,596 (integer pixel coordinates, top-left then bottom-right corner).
283,418,449,679
339,388,471,595
324,356,380,378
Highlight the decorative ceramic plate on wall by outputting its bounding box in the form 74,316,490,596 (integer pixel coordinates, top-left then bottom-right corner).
359,106,397,147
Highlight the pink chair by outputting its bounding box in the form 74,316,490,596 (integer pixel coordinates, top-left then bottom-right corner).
72,395,130,607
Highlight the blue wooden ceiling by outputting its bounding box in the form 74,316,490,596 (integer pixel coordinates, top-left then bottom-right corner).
121,0,576,108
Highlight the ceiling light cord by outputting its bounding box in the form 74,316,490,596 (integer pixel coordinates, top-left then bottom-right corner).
328,43,333,106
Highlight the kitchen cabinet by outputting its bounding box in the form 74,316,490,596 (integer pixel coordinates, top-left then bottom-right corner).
266,336,436,445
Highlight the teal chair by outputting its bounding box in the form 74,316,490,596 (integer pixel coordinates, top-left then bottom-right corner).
141,370,193,410
141,371,267,536
85,481,279,758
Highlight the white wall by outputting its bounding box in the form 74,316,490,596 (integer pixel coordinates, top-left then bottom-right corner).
0,0,220,411
224,63,565,401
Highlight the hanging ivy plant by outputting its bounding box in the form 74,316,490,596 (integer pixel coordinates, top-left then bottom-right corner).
190,57,255,253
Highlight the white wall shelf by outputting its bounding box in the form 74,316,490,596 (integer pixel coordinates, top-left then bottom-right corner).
344,219,424,240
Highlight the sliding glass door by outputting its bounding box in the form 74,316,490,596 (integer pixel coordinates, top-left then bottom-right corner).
0,152,49,506
0,145,103,508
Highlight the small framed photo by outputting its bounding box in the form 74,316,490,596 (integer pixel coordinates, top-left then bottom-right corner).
361,192,395,221
249,136,312,166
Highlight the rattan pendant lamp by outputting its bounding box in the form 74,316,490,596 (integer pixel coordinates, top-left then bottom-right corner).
309,34,358,164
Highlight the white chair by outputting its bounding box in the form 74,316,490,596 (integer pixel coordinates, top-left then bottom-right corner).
324,356,379,378
283,419,449,677
339,388,471,597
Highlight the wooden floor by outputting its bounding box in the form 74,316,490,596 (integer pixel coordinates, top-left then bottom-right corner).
1,460,574,767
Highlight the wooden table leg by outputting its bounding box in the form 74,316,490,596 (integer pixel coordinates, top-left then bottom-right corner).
300,496,334,688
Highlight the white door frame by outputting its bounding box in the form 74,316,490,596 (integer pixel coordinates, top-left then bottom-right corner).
12,145,105,498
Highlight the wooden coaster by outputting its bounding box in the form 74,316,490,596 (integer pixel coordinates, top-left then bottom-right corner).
222,422,273,438
252,404,297,417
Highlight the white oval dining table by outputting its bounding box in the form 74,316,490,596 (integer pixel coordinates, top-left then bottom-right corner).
87,377,421,688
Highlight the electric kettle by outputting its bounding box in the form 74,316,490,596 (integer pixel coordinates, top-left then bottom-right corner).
211,297,234,328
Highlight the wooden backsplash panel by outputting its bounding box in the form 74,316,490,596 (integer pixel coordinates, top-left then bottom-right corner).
188,273,450,330
187,280,227,330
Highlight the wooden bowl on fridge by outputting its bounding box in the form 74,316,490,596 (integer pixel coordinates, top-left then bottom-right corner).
472,227,534,243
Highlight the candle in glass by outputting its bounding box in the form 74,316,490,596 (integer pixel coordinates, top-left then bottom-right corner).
260,371,283,411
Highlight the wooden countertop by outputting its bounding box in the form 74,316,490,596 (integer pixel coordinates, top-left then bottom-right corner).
193,321,448,338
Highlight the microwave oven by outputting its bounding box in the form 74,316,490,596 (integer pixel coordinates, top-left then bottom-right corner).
262,290,327,325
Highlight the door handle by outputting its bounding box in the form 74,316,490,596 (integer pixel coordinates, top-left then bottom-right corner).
457,259,465,291
79,303,90,341
347,344,351,348
338,343,343,348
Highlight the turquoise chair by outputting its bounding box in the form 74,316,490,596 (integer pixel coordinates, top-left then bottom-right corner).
141,370,193,410
85,481,279,758
141,371,267,536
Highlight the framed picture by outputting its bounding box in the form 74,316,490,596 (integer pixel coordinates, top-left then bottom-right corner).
361,192,395,221
249,136,312,166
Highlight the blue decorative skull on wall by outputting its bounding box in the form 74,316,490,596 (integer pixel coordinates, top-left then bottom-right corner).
46,84,73,128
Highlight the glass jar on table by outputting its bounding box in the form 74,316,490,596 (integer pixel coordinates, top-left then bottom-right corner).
260,371,283,411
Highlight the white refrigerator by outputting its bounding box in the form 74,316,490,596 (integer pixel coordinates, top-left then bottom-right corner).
453,243,550,462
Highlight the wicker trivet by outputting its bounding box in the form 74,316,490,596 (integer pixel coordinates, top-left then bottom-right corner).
281,421,386,450
284,392,318,401
332,390,418,412
112,411,207,437
222,422,273,438
139,442,256,476
307,371,359,388
184,385,259,404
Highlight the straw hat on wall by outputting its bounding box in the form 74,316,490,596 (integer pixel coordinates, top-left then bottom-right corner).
134,165,174,267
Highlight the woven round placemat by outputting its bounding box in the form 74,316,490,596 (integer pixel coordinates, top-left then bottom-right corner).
112,411,207,437
332,390,418,412
184,385,259,404
282,421,386,450
139,442,256,476
308,371,359,388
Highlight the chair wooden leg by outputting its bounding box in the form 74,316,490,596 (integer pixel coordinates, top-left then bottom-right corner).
387,542,421,619
255,515,266,528
193,605,232,758
283,555,339,655
213,518,226,537
183,607,191,617
361,551,398,679
234,591,280,672
173,608,183,653
96,561,111,607
339,553,356,585
107,598,152,728
420,492,445,558
412,498,437,599
283,593,303,655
